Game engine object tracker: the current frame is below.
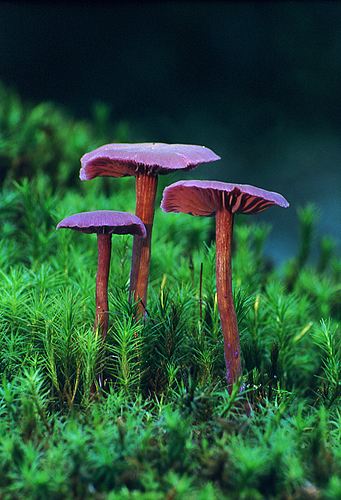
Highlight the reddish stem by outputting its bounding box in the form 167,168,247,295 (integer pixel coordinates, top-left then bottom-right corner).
95,233,112,338
215,207,241,392
130,173,158,317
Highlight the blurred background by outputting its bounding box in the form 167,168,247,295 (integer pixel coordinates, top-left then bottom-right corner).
1,1,340,262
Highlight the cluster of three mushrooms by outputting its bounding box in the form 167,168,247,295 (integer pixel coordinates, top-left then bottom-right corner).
58,143,288,391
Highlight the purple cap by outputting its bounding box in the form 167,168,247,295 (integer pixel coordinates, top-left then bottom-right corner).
161,180,289,216
57,210,146,236
80,142,220,180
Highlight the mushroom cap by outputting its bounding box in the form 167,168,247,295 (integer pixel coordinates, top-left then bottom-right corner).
56,210,146,236
161,180,289,216
80,142,220,180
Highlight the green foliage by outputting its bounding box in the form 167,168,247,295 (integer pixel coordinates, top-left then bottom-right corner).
0,81,131,187
0,176,339,499
0,88,340,498
312,320,340,406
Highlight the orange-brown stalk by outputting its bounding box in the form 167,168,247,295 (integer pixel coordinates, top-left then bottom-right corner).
215,207,241,392
95,233,112,338
130,173,158,317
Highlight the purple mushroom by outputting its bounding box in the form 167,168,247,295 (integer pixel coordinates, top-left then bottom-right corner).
80,143,220,316
161,180,289,392
57,211,146,338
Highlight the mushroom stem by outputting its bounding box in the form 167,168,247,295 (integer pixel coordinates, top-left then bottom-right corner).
215,207,241,392
130,172,158,316
95,233,112,338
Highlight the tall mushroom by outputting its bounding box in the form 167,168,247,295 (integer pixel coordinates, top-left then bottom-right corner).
80,143,220,316
57,210,146,338
161,180,289,392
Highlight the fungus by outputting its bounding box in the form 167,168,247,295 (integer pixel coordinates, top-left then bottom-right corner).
80,143,220,316
57,210,146,338
161,180,289,392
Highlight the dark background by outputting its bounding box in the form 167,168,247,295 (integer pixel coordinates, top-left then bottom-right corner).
1,1,340,262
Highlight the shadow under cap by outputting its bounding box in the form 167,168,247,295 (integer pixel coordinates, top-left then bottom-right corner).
56,210,146,236
161,180,290,217
80,143,221,180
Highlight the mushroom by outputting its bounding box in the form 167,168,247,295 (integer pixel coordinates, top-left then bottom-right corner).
161,180,289,391
57,210,146,338
80,143,220,316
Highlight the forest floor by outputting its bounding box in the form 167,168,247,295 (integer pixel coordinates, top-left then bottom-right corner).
0,83,340,499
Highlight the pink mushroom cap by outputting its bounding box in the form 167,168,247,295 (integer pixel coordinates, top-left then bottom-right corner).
57,210,146,236
161,180,289,216
80,142,221,180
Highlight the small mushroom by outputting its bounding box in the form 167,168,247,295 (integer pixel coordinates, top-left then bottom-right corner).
161,180,289,392
57,210,146,338
80,143,220,316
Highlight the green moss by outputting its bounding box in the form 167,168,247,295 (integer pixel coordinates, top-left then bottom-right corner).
0,83,340,499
